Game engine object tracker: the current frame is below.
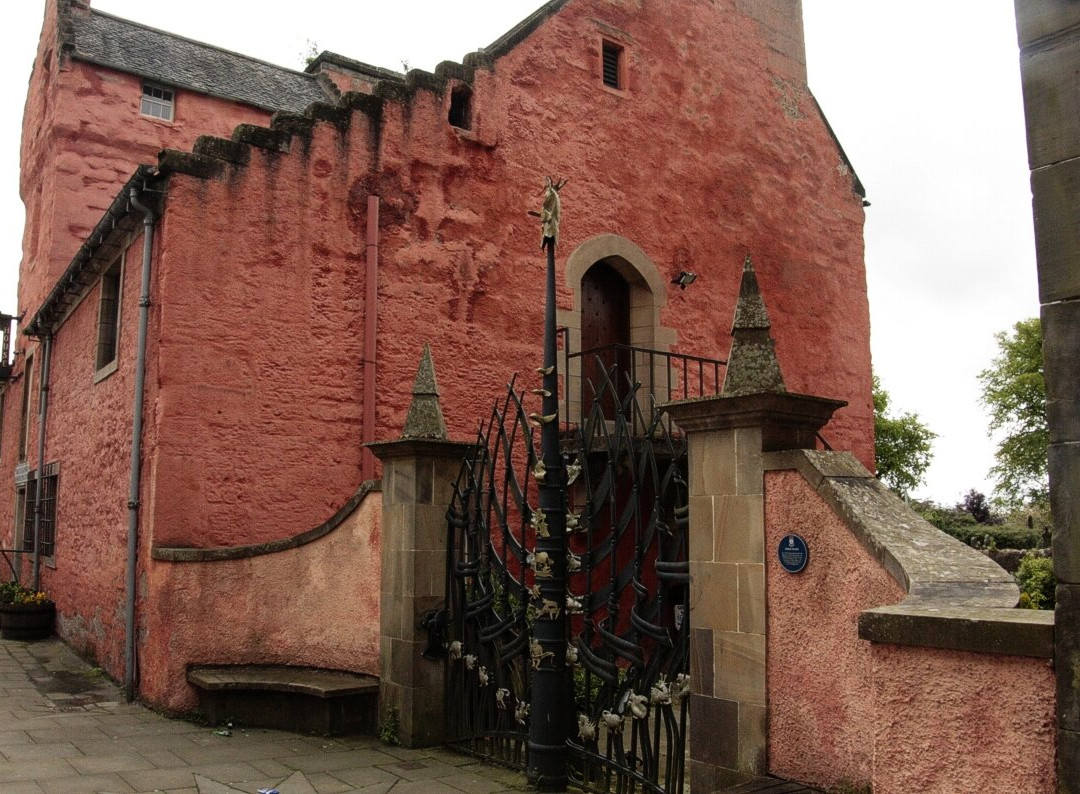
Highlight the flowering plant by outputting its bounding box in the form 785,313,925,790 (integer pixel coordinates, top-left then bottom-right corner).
0,581,52,606
13,588,50,606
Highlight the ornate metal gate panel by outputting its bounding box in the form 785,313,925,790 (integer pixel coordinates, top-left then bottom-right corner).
445,363,691,794
565,367,691,794
445,382,535,769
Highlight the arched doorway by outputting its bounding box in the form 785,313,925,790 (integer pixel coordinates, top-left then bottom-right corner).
557,234,678,428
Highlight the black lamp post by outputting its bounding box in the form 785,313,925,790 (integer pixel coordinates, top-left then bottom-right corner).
527,177,570,791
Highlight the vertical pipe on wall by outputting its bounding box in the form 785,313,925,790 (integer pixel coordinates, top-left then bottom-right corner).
361,196,380,481
124,187,155,702
29,333,51,593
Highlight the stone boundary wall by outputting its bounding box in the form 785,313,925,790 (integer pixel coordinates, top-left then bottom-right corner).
151,482,377,562
764,450,1055,793
135,487,383,712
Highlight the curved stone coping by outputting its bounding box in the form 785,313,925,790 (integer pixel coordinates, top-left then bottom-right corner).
858,604,1055,659
764,450,1054,658
187,664,379,698
151,480,380,563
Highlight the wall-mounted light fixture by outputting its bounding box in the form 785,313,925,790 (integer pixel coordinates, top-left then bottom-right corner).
671,271,698,290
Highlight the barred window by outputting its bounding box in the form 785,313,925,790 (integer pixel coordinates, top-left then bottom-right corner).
141,83,174,121
22,463,58,558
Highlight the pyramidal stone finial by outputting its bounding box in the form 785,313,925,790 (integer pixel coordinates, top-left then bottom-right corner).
721,254,787,396
400,344,448,440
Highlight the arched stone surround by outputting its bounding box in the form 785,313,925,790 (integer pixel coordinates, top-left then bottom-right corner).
558,234,678,424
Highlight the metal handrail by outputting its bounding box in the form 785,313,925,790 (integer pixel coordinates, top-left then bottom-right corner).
557,329,726,434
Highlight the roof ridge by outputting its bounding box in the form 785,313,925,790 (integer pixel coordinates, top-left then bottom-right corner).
483,0,571,59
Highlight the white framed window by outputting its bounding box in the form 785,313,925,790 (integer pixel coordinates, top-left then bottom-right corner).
141,83,174,121
94,256,123,379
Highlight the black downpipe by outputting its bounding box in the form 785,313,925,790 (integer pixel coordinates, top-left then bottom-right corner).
124,187,155,701
30,334,52,592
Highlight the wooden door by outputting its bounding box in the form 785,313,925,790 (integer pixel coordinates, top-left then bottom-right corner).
581,261,630,418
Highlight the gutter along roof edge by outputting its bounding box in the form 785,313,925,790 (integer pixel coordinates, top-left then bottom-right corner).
25,166,164,338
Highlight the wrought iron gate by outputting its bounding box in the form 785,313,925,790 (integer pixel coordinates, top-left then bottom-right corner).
445,362,693,794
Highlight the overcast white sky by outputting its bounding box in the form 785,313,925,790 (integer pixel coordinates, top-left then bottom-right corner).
0,1,1037,505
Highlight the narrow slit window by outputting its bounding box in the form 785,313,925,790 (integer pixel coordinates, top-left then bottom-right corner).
141,83,174,121
18,353,33,461
448,85,472,130
602,41,623,89
96,259,122,372
13,486,26,549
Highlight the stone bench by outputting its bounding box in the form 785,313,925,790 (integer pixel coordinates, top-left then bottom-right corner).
187,665,379,735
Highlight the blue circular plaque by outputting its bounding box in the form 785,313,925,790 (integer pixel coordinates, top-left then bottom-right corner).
777,534,809,573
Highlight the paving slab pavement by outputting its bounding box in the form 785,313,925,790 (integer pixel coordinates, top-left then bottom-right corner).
0,637,529,794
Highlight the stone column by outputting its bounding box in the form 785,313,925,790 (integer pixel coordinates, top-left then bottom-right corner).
1014,5,1080,788
664,257,843,789
369,347,474,748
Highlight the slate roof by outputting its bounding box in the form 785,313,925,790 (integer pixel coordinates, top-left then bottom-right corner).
68,9,332,113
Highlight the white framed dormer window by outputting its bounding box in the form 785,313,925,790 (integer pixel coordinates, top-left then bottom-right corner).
141,82,174,121
94,256,123,381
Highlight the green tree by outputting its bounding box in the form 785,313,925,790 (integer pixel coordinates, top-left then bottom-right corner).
873,375,936,496
977,318,1048,506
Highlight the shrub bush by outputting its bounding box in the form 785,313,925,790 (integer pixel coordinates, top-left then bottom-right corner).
1016,553,1055,610
911,500,976,532
939,522,1042,550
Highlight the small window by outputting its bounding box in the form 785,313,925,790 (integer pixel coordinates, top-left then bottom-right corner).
22,463,58,559
602,41,623,89
95,258,122,374
141,83,174,121
448,85,473,130
13,486,26,549
18,353,33,461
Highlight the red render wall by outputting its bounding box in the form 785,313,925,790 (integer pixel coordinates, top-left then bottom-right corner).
0,341,42,561
368,0,873,467
316,66,377,95
144,0,872,555
871,644,1055,794
764,470,904,789
18,0,67,326
17,0,274,322
20,57,272,318
765,470,1056,793
141,494,382,712
3,0,275,556
29,230,158,677
147,121,369,550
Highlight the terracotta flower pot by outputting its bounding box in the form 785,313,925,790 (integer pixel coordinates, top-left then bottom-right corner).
0,601,55,641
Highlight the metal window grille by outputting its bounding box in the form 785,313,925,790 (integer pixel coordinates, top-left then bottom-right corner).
140,83,174,121
22,463,58,558
96,260,122,370
602,41,622,88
